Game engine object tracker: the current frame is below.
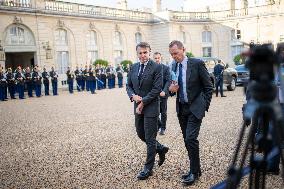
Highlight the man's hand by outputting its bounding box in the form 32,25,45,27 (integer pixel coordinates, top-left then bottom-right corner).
160,91,166,97
169,83,179,93
136,101,144,114
132,95,142,103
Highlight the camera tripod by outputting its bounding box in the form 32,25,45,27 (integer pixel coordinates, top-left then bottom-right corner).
224,98,284,189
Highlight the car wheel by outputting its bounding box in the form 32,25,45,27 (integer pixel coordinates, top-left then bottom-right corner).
227,76,236,91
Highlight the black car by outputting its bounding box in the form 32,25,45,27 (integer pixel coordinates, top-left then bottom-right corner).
235,64,249,85
196,57,238,91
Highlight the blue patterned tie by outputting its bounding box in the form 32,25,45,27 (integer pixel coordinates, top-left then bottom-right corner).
178,63,185,103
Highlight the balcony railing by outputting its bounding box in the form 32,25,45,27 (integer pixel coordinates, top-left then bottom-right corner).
170,4,281,21
0,0,31,8
0,0,282,22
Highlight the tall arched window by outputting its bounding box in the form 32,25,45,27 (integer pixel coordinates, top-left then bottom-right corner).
55,29,69,74
55,29,67,46
5,25,35,46
135,32,142,44
202,31,212,57
114,31,123,65
114,31,122,47
87,30,98,62
202,31,212,43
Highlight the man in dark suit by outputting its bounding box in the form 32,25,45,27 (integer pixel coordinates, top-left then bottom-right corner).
126,42,169,180
153,52,171,135
169,40,213,185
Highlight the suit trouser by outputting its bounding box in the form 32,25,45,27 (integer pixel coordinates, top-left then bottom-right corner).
178,103,202,174
52,81,58,95
135,114,164,170
81,80,85,91
158,97,168,130
68,80,74,93
35,84,42,97
44,82,49,95
0,85,4,101
4,85,7,99
8,84,15,98
76,79,81,91
118,78,123,88
215,78,224,96
17,84,25,99
27,82,33,97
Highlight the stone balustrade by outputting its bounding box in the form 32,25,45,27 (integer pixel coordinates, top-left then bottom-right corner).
170,4,282,21
0,0,31,7
0,0,282,22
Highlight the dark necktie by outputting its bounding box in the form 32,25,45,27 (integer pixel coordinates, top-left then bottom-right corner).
138,63,144,81
178,63,185,103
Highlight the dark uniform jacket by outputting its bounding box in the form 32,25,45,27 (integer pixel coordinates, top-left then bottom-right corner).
126,59,162,117
116,67,124,78
24,72,33,84
6,72,15,85
0,72,7,87
42,71,50,84
15,72,25,85
66,70,74,82
32,72,42,85
50,71,58,82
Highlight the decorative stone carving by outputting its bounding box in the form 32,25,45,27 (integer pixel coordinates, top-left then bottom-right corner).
115,24,120,31
203,25,210,31
136,26,141,32
13,16,22,25
90,22,96,30
57,19,65,28
236,23,239,29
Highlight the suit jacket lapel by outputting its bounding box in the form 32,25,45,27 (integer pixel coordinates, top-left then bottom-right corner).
139,60,152,88
186,58,192,83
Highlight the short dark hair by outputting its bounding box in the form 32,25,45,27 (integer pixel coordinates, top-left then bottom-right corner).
153,52,161,56
169,40,184,49
136,42,151,51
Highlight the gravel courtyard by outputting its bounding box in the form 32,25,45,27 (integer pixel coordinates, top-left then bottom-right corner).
0,87,282,189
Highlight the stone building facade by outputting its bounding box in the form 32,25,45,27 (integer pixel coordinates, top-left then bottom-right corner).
0,0,284,84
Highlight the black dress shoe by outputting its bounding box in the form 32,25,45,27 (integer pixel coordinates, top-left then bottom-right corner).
267,168,280,175
181,170,202,180
158,146,169,166
137,169,153,180
182,172,201,185
221,95,226,97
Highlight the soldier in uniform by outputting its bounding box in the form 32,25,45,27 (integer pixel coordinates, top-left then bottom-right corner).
89,65,96,94
66,66,74,94
116,64,124,88
106,65,111,89
101,66,107,89
74,66,82,92
32,66,42,97
25,67,33,97
95,65,102,90
82,65,88,91
0,67,7,101
42,67,50,96
50,66,58,95
6,68,16,99
153,52,171,135
213,60,226,97
15,66,25,99
111,65,116,88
